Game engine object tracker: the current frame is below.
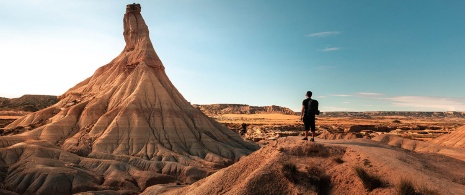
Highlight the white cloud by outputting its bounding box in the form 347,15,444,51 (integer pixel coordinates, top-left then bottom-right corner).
331,94,352,97
321,47,340,52
321,106,350,112
357,92,383,97
386,96,465,111
307,31,340,37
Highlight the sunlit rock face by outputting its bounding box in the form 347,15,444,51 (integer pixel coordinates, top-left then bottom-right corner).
1,4,258,194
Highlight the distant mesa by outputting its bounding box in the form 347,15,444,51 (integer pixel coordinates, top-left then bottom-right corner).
194,104,296,115
0,95,58,112
0,4,257,194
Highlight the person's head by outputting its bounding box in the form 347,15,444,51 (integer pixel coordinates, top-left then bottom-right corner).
306,91,312,98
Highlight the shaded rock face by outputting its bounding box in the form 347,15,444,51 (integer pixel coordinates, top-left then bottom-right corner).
1,4,257,194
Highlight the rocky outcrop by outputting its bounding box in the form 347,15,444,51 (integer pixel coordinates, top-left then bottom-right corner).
0,95,58,112
1,4,257,194
430,125,465,149
194,104,295,115
345,125,397,133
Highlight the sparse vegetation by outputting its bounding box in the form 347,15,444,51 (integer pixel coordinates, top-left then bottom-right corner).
288,143,330,157
397,179,416,195
333,157,344,164
282,162,298,183
393,119,402,123
354,167,384,191
397,179,440,195
281,162,332,195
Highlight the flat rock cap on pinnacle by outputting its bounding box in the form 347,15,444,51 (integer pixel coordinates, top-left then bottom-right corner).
126,3,141,13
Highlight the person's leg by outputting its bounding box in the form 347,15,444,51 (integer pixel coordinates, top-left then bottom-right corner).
303,119,310,140
310,117,316,141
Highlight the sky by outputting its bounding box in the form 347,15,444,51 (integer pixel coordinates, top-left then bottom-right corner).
1,0,465,112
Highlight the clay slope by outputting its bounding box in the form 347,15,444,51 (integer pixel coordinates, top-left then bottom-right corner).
373,134,465,161
1,3,257,194
430,125,465,149
144,137,465,195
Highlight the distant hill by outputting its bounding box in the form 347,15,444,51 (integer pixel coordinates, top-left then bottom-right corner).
194,104,295,115
0,95,58,112
321,111,465,118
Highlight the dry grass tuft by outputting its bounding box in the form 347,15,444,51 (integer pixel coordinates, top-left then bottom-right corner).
287,143,330,157
354,167,385,191
397,179,440,195
281,162,332,195
397,179,416,195
333,157,344,164
282,162,298,183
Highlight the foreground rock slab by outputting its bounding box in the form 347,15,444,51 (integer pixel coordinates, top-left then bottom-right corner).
145,136,465,195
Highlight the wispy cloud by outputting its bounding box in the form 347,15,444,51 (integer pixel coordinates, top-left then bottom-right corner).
386,96,465,111
357,92,383,97
331,94,352,97
307,31,340,37
321,106,350,112
321,47,340,52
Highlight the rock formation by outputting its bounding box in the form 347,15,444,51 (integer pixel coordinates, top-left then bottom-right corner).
0,3,257,194
0,95,58,112
430,125,465,149
194,104,295,115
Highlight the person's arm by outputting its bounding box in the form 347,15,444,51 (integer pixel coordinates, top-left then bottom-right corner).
300,105,305,120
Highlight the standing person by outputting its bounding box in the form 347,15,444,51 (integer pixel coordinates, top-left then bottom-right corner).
241,123,248,136
300,91,320,141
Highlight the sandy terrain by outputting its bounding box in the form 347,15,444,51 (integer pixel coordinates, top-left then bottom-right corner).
212,113,465,143
143,136,465,195
1,3,464,194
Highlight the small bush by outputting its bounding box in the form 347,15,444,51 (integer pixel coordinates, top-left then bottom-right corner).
397,179,416,195
396,179,440,195
333,157,344,164
282,162,298,183
281,162,332,194
354,167,384,191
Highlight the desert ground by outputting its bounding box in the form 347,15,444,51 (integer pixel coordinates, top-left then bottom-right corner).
1,3,465,195
212,112,465,143
2,110,465,194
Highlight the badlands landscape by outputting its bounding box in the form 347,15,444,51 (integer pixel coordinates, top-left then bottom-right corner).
1,3,465,195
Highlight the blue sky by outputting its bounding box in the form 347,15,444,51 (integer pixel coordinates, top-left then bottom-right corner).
1,0,465,111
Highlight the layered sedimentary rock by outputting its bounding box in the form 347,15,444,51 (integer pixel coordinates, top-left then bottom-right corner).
194,104,295,115
1,4,257,194
0,95,58,112
430,125,465,149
